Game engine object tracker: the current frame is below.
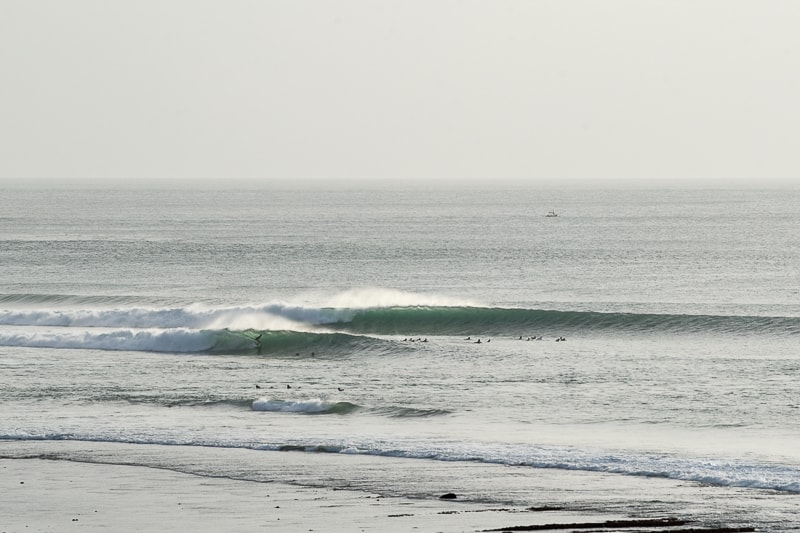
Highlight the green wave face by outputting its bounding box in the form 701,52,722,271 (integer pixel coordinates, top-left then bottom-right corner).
187,307,800,356
215,329,393,356
333,306,800,337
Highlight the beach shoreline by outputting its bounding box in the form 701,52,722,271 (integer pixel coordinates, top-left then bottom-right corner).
1,440,776,532
1,457,621,533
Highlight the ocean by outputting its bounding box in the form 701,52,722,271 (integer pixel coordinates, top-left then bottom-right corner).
1,181,798,530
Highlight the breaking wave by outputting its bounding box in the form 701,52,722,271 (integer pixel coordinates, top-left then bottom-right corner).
251,398,359,415
334,307,800,336
0,327,384,355
1,290,796,354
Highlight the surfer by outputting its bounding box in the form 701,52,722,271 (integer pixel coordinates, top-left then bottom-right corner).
253,333,262,349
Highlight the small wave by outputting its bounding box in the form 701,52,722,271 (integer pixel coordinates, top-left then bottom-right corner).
168,398,255,409
370,406,452,418
3,433,800,494
251,398,359,415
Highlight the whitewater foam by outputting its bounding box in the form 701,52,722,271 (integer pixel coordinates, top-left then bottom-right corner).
0,304,335,330
3,430,799,494
0,327,252,353
252,398,357,414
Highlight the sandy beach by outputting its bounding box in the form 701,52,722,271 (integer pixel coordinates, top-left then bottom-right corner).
1,457,624,533
1,438,777,533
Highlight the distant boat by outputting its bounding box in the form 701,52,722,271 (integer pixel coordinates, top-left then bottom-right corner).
545,210,558,217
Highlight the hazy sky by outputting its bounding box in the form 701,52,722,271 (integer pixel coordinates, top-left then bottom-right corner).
2,1,799,182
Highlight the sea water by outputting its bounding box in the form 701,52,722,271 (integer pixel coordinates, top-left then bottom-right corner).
1,182,798,529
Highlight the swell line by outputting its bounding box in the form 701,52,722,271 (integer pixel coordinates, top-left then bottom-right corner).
2,303,797,355
336,307,800,336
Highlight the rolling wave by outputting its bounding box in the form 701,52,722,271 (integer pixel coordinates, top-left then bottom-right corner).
85,394,449,418
0,327,383,355
369,406,453,418
47,392,446,418
2,294,797,354
3,303,798,336
252,398,359,415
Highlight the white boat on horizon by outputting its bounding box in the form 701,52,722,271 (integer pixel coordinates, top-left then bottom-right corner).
545,210,558,217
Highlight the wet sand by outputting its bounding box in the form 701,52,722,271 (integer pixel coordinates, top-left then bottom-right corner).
2,458,618,532
0,440,778,532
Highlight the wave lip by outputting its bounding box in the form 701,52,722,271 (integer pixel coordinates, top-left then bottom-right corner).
251,398,359,415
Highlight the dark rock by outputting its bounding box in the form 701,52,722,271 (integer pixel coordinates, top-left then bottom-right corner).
439,493,458,500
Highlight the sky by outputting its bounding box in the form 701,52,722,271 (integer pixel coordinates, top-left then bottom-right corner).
1,1,799,183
